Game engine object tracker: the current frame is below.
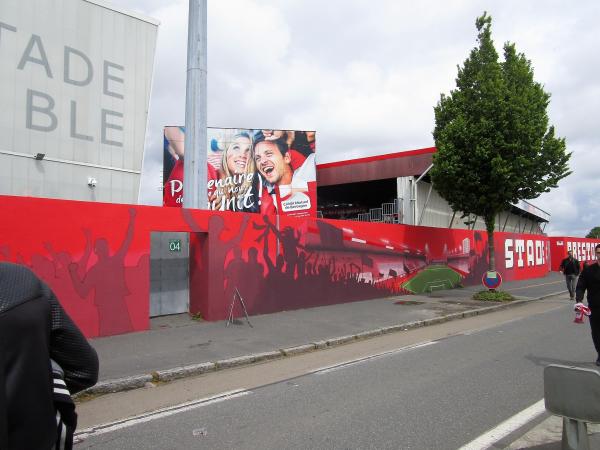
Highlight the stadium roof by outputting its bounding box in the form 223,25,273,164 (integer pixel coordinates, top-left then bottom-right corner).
317,147,435,187
316,146,550,223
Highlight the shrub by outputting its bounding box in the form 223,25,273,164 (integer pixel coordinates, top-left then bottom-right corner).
473,290,514,302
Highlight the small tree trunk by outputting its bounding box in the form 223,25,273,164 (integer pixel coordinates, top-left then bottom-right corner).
485,214,496,272
485,215,497,292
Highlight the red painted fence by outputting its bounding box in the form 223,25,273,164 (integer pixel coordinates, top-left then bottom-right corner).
549,237,600,271
0,195,552,338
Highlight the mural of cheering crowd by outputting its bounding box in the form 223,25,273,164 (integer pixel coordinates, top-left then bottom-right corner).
214,213,493,319
0,190,551,336
163,127,317,218
214,215,417,317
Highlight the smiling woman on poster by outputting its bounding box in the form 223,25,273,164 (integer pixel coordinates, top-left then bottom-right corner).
208,130,259,213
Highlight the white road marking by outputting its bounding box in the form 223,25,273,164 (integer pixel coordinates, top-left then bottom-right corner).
457,399,546,450
74,389,250,441
312,341,438,375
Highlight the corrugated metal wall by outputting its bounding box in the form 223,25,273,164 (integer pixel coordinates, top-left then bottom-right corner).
414,181,544,234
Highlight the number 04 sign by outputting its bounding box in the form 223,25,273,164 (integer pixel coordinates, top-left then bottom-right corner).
169,239,181,252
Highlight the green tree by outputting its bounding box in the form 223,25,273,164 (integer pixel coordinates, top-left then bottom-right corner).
586,227,600,239
431,12,571,276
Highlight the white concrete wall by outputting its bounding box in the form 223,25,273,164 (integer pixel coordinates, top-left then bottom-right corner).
0,0,158,203
413,180,544,234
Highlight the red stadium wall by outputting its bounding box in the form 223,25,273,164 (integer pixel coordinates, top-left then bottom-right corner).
549,237,600,271
0,195,550,338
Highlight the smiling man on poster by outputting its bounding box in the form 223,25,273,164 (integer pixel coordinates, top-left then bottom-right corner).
254,134,316,217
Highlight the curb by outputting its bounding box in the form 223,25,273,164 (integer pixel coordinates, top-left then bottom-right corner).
76,290,567,399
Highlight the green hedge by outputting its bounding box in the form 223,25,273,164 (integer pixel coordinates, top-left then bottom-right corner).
473,290,514,302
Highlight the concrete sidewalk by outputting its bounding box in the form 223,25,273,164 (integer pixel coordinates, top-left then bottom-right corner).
84,272,567,396
506,415,600,449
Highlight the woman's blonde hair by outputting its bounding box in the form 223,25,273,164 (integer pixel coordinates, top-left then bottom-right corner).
215,130,256,211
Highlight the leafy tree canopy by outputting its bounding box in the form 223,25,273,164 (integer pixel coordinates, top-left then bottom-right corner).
431,12,571,226
586,227,600,239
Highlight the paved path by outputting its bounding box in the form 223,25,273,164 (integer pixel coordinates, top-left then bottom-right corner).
86,272,567,394
77,299,595,449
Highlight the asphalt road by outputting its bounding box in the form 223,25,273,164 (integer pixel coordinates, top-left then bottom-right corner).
77,300,594,449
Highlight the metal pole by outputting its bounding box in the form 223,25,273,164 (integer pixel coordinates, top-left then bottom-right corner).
448,210,456,229
418,183,433,226
183,0,208,209
409,178,416,225
502,212,509,231
412,164,433,226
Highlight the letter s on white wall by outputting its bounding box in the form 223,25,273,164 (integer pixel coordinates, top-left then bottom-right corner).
505,239,514,269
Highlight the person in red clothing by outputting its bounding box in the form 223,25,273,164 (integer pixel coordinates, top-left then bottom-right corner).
254,135,316,216
163,126,218,207
163,127,186,207
260,129,311,173
163,158,218,207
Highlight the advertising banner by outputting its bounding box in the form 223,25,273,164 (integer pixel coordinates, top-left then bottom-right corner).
163,127,317,217
549,237,600,271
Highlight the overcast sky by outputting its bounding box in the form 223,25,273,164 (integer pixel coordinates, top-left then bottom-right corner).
112,0,599,237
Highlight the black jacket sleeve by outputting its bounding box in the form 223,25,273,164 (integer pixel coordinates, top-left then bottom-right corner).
0,347,7,450
44,283,99,394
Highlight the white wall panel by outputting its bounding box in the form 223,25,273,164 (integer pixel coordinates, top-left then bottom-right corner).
415,181,544,234
0,0,157,203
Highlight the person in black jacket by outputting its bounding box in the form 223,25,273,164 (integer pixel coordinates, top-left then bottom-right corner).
559,250,581,300
0,262,99,449
576,244,600,366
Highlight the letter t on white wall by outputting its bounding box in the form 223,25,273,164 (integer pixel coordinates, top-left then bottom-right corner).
516,240,525,268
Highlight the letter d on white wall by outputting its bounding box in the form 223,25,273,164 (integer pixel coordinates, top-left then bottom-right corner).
535,241,544,265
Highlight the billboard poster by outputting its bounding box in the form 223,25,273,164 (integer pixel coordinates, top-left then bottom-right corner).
163,127,317,217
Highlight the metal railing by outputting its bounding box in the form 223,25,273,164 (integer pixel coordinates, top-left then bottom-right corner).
343,198,404,224
369,208,383,222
